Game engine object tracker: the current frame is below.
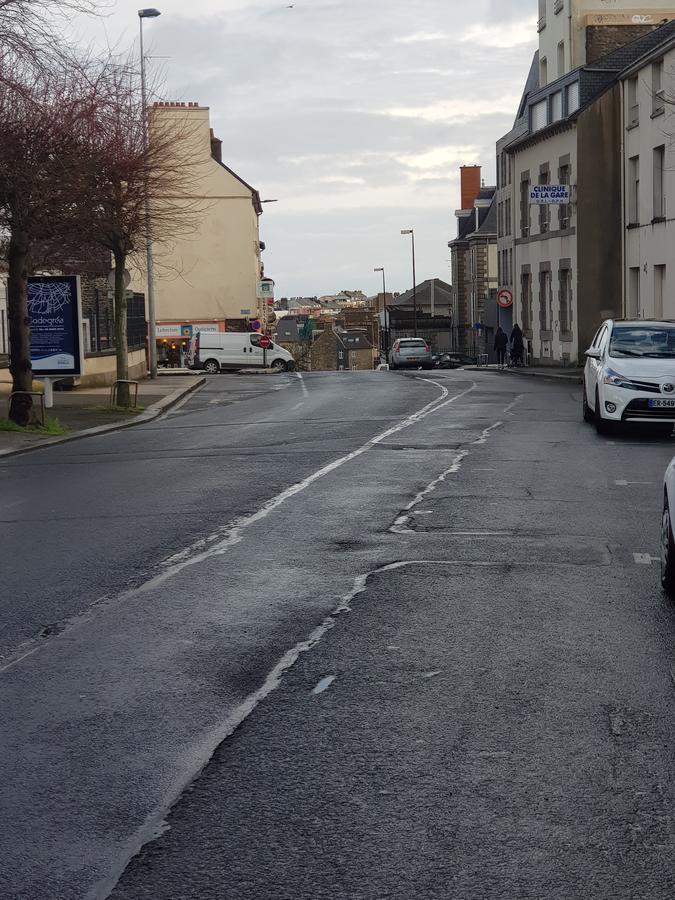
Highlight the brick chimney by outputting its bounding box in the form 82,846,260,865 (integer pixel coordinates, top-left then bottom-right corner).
460,165,482,211
209,127,223,164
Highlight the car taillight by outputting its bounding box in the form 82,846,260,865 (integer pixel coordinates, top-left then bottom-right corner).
424,343,430,352
393,341,400,351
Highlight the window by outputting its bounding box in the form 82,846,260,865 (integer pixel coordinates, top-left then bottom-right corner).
521,272,532,330
539,170,550,234
653,60,665,115
628,155,639,224
551,91,563,122
655,265,666,319
498,250,502,284
559,268,571,332
520,178,531,237
532,98,548,131
557,41,565,77
558,163,571,229
653,145,665,219
505,197,512,236
496,153,501,188
566,81,580,114
626,76,639,126
540,56,548,86
628,267,640,318
508,248,513,284
539,271,551,331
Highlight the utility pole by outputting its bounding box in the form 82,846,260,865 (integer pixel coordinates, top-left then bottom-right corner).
139,8,161,379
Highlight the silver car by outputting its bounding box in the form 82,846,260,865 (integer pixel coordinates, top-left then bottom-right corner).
389,337,433,370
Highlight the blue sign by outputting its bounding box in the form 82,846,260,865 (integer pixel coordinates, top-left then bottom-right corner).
28,275,82,376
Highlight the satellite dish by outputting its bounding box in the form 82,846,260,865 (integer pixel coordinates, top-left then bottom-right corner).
107,269,131,290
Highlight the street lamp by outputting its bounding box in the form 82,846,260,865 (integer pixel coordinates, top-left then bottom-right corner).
374,267,389,358
139,7,161,378
400,229,417,336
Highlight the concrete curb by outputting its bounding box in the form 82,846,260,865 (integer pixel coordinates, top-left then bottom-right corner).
469,367,583,384
0,376,206,459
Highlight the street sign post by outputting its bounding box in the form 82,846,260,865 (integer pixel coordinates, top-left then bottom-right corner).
259,333,271,368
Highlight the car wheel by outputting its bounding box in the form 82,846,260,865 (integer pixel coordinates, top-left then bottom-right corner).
662,494,675,596
594,388,613,435
582,382,594,423
390,361,397,370
203,359,219,375
271,359,287,372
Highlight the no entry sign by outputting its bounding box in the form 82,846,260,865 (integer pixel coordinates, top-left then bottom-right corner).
259,335,272,349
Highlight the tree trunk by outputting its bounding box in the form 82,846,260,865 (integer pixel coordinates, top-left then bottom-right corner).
7,231,33,426
113,248,131,408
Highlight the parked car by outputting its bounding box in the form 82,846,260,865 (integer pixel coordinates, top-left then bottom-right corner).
662,458,675,595
389,338,433,370
187,331,295,374
583,319,675,436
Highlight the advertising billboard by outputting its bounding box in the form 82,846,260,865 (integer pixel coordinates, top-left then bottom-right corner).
28,275,83,377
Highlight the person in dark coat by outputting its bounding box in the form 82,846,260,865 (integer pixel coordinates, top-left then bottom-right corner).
494,327,508,369
510,323,524,367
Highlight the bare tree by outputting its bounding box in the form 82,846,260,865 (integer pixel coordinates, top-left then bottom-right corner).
0,56,106,423
0,0,99,62
78,61,208,406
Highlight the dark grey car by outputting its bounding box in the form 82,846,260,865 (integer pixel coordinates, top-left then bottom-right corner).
389,337,433,370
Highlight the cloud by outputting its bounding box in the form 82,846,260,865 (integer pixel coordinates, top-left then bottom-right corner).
461,18,535,48
69,0,539,297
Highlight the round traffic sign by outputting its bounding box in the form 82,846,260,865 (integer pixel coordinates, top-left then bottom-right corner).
497,289,513,309
259,335,272,349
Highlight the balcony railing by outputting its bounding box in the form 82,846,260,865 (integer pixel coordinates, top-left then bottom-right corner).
554,0,564,14
537,14,546,31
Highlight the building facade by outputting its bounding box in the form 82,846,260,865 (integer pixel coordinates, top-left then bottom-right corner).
622,38,675,318
143,102,266,362
537,0,675,81
449,168,498,355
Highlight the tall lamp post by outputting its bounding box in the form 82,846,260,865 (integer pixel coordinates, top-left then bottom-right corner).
400,228,417,336
139,7,161,378
374,267,388,358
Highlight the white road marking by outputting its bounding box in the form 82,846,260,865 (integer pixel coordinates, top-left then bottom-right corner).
447,531,513,536
295,371,309,397
472,422,503,445
291,401,304,411
633,553,660,564
504,395,524,414
615,480,654,487
312,675,336,695
150,379,474,573
422,670,442,679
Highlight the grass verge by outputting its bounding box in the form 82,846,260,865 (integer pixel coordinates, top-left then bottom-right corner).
0,416,68,436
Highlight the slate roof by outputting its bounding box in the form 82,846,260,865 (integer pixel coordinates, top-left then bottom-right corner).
450,187,497,244
338,331,373,350
391,278,453,308
508,19,675,152
275,319,300,342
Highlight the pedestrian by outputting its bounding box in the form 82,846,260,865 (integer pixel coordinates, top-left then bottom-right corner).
510,323,524,367
494,326,508,369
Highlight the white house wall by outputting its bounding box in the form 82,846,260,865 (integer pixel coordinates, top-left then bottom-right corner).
623,44,675,320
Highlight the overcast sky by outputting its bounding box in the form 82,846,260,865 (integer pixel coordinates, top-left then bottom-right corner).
76,0,537,298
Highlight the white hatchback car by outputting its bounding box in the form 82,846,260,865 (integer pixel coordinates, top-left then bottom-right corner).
583,320,675,436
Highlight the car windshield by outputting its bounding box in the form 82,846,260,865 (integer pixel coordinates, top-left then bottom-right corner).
609,325,675,359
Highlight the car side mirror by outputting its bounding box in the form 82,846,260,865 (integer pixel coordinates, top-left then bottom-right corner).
585,348,601,360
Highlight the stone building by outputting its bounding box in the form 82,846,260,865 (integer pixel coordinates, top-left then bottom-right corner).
448,170,498,354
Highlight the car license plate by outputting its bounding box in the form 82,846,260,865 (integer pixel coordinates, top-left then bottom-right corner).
649,399,675,408
408,357,418,361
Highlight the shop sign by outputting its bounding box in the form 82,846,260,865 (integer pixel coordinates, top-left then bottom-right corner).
529,184,570,205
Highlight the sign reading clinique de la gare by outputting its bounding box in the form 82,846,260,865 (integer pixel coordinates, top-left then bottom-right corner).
528,184,570,205
28,275,83,377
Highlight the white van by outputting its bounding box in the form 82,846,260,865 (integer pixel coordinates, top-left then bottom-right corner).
187,331,295,374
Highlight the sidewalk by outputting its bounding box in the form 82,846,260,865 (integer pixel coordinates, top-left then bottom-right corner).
468,363,583,383
0,372,204,457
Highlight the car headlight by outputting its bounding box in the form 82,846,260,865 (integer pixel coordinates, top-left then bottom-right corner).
603,367,642,390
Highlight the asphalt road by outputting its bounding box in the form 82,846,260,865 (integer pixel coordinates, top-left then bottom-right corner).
2,369,675,899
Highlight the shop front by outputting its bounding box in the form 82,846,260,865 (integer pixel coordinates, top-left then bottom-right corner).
155,321,224,368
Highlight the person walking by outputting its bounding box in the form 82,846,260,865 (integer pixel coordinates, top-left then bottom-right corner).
510,323,524,367
494,327,508,369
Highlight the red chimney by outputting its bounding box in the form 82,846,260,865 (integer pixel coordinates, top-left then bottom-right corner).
460,165,482,210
